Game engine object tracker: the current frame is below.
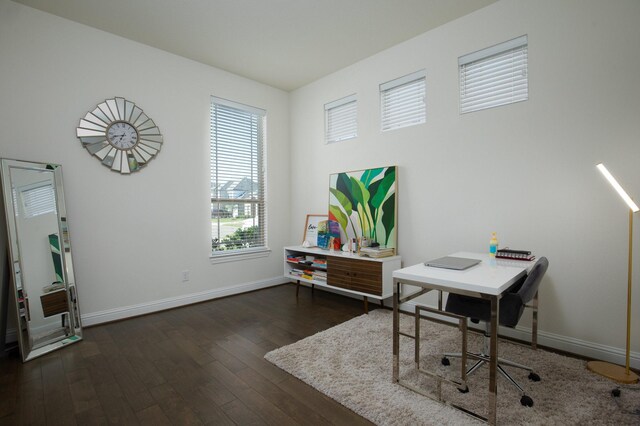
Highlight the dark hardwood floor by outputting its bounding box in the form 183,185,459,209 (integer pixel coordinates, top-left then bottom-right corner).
0,283,376,425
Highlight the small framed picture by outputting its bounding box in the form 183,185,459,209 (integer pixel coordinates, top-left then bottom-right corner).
303,214,328,246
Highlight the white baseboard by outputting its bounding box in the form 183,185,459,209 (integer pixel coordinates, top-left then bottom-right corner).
81,276,284,327
399,299,640,370
503,324,640,370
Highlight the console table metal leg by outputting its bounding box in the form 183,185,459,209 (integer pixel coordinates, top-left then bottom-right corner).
364,297,369,313
296,280,300,298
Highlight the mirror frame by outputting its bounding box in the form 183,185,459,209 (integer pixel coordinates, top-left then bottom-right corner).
0,158,82,361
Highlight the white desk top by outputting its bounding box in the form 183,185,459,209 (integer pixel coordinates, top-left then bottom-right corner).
392,252,535,296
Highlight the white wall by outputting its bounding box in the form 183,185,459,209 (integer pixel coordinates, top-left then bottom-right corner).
0,0,290,324
290,0,640,366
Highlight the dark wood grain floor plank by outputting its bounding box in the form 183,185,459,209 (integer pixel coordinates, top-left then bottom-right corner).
206,361,332,426
1,284,369,425
164,329,216,366
67,374,102,414
0,365,17,419
13,377,46,425
148,382,204,426
105,352,156,412
221,399,267,426
202,341,249,373
238,368,336,425
40,353,77,426
203,361,299,426
169,377,236,426
92,380,139,425
135,404,172,426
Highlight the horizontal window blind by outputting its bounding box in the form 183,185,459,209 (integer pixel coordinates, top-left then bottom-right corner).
210,97,266,254
459,35,528,114
380,70,426,131
325,94,357,143
20,182,57,218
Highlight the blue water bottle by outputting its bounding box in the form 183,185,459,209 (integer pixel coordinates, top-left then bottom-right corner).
489,232,498,257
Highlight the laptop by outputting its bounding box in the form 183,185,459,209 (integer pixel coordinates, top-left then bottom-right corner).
424,256,481,271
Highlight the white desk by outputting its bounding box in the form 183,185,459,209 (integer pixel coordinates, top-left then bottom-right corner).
392,252,535,425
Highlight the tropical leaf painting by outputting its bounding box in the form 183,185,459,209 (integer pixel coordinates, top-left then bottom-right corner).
328,166,397,248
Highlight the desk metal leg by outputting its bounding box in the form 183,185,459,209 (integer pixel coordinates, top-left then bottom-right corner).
488,296,499,425
392,279,400,382
532,291,538,349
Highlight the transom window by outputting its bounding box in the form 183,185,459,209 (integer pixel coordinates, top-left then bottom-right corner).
459,35,528,114
325,94,357,143
380,70,426,131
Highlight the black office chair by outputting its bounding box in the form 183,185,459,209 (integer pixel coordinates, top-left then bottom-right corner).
442,256,549,407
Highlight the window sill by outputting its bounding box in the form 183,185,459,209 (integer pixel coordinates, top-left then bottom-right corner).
209,247,271,264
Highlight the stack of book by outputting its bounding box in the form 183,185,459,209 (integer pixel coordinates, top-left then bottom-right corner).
359,246,395,258
312,270,327,282
496,248,535,261
289,268,304,278
289,268,326,282
311,259,327,268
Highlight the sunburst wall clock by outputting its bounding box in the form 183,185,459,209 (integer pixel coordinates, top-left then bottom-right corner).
76,97,163,174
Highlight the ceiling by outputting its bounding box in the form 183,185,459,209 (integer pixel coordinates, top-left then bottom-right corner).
12,0,497,91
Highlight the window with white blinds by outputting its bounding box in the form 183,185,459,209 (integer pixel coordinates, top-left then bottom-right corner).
19,182,57,218
325,94,357,143
459,35,528,114
210,97,266,255
380,70,426,131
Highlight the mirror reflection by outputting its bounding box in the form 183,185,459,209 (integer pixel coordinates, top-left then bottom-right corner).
0,159,82,361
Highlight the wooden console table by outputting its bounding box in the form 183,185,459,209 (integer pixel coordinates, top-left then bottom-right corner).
284,245,401,312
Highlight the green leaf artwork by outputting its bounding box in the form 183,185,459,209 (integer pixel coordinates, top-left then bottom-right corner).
48,233,64,282
328,166,397,249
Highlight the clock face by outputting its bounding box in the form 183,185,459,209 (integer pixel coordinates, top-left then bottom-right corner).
76,97,163,174
107,121,138,149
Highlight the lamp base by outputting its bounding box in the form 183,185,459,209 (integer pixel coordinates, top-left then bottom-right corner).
587,361,639,384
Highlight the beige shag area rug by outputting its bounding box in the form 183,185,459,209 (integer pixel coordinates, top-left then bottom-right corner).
264,310,640,425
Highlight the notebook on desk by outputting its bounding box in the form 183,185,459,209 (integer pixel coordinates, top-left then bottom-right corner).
424,256,481,270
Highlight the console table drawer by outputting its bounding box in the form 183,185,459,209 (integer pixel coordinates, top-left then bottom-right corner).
40,290,68,318
328,257,382,296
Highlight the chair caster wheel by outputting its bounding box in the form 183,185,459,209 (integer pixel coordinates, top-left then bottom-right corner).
520,395,534,407
441,357,450,366
457,386,469,393
528,372,541,382
612,388,621,397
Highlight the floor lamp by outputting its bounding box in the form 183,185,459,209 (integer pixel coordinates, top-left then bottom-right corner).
586,163,639,384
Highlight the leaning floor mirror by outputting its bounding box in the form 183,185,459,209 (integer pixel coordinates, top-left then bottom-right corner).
0,159,82,361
